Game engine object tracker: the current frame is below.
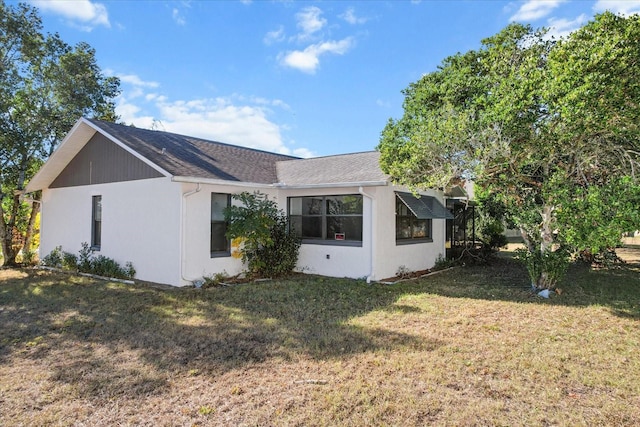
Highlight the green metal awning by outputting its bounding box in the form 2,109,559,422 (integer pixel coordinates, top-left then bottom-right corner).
396,192,454,219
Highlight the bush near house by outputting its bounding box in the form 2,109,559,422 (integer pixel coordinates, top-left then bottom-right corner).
224,192,300,278
41,242,135,280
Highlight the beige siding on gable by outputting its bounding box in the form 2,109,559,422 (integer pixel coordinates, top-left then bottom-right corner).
50,133,164,188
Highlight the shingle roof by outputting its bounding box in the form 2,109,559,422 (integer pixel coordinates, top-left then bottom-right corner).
276,151,388,186
89,118,299,184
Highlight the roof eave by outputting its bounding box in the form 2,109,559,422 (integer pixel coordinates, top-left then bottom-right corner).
275,180,388,189
171,176,275,188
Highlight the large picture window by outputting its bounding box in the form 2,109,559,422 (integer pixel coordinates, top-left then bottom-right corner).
211,193,231,256
91,195,102,250
289,195,363,244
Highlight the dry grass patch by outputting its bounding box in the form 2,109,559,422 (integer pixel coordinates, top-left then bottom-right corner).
1,253,639,426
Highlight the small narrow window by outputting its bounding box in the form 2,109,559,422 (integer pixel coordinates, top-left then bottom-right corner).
91,195,102,250
211,193,231,256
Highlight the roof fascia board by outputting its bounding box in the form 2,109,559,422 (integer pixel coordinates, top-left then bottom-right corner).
171,176,274,188
275,181,388,189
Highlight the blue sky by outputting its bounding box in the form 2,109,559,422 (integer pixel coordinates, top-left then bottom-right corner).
18,0,640,157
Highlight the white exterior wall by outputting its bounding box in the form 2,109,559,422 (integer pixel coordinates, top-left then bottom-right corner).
277,187,373,279
371,186,447,280
41,180,448,286
40,177,182,286
180,183,279,286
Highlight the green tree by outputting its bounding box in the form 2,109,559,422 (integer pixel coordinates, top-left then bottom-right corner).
0,1,120,265
224,192,300,278
378,13,640,289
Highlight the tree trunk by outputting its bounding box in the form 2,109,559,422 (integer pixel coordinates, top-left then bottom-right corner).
537,204,556,289
22,195,41,261
519,227,536,253
0,204,9,266
0,193,21,266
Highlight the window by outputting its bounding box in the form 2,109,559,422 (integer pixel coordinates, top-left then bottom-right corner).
211,193,231,256
396,196,432,242
91,195,102,250
395,192,452,244
289,195,363,245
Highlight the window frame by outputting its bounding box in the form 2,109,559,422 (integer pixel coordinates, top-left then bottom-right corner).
288,194,363,247
210,192,231,257
395,195,433,245
91,195,102,251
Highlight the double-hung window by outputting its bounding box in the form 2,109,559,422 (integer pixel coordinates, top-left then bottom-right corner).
211,193,231,256
288,195,363,245
91,195,102,250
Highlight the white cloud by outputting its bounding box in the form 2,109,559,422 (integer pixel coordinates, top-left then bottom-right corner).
279,38,354,74
292,147,316,158
31,0,110,30
264,25,286,45
270,6,360,74
295,6,326,41
114,76,313,157
593,0,640,15
340,7,368,25
546,14,589,39
172,8,186,26
510,0,565,22
117,73,160,88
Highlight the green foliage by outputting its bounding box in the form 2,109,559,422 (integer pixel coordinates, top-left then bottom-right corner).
515,248,569,289
202,271,229,288
77,242,94,273
474,188,508,250
89,255,127,279
433,254,456,270
555,177,640,255
41,246,63,269
40,244,135,280
378,13,640,287
224,192,300,278
0,2,120,266
62,251,78,271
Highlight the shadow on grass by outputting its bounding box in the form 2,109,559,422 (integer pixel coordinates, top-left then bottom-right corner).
0,269,441,398
2,254,638,399
402,253,640,320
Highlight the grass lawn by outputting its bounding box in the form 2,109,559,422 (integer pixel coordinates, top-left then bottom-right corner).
1,251,639,426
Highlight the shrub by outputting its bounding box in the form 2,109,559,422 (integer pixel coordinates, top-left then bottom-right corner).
515,247,569,289
90,255,125,278
41,246,63,268
202,271,229,288
77,242,94,273
40,243,136,280
62,252,78,271
225,191,301,278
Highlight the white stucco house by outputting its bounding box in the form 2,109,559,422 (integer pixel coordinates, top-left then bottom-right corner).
26,118,454,286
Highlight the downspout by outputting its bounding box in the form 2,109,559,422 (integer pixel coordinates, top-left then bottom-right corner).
181,183,201,284
359,186,375,283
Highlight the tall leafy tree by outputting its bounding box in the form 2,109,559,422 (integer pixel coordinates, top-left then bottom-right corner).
378,12,640,288
0,1,120,265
